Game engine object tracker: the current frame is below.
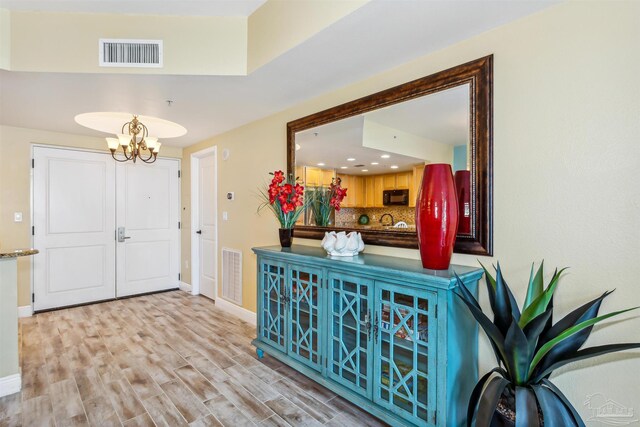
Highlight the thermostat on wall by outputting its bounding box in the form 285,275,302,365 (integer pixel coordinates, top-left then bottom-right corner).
227,192,235,200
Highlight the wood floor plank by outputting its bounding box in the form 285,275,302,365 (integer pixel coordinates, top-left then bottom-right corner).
213,379,275,423
160,380,209,423
186,354,231,385
258,414,290,427
46,353,73,383
73,367,105,403
264,395,324,427
122,412,155,427
143,393,188,427
123,366,164,400
270,378,336,423
173,365,220,402
48,378,85,424
223,364,280,403
21,395,55,426
20,364,49,401
105,378,147,422
82,395,120,427
203,398,253,427
0,393,21,420
188,414,223,427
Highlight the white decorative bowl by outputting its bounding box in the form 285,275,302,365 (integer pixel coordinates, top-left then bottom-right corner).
321,231,365,257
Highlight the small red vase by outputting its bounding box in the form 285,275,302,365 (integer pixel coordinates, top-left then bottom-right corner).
454,170,471,235
415,164,459,270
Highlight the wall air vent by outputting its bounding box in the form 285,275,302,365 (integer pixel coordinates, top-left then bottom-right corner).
99,39,163,68
221,248,243,305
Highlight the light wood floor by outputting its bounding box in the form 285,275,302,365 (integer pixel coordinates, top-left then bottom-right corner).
0,291,388,427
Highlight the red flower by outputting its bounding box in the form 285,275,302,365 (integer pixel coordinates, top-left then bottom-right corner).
272,170,285,184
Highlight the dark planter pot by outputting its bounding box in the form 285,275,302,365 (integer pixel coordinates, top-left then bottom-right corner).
279,228,293,247
415,164,459,269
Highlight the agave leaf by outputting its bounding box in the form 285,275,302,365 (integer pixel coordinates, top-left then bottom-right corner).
523,307,553,344
465,368,506,427
454,274,481,310
531,384,581,427
519,268,568,329
540,379,587,427
515,386,539,427
504,320,532,384
479,261,496,290
455,291,509,369
533,291,612,374
539,290,612,347
475,376,509,427
493,263,515,335
529,307,639,374
480,261,522,323
532,343,640,382
523,262,544,311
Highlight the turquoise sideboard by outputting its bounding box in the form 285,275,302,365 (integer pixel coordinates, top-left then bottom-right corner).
252,245,483,427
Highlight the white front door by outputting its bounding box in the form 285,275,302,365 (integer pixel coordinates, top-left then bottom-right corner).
33,147,116,311
115,158,180,297
197,152,217,299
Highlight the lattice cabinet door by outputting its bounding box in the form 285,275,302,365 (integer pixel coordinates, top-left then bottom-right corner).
287,265,323,371
326,272,374,398
373,282,438,426
258,258,287,353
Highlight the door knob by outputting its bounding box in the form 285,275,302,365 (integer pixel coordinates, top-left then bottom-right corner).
117,227,131,242
196,230,202,234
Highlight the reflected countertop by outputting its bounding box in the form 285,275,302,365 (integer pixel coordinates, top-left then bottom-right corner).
0,248,39,259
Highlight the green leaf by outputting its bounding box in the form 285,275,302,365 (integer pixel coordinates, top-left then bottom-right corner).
529,307,639,375
493,263,515,335
531,384,581,427
515,386,539,427
533,343,640,382
465,368,506,427
519,268,567,329
524,262,544,310
539,380,586,427
475,376,509,427
504,320,532,384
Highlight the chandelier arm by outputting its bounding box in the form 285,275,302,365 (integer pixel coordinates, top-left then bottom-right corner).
140,149,157,163
110,150,131,163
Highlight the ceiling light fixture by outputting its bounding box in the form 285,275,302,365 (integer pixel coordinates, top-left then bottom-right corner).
371,162,379,165
317,162,325,166
390,165,399,169
347,158,356,161
381,154,391,159
340,166,348,169
296,144,301,151
75,112,186,164
362,169,369,172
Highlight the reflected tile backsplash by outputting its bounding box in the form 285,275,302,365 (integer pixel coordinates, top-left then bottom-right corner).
335,206,415,227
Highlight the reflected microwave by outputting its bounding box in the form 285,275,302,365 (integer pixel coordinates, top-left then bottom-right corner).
383,189,409,206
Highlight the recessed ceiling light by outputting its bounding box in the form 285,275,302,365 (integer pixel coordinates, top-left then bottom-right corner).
340,166,348,169
381,154,390,159
390,165,399,169
317,162,325,166
362,169,369,172
347,158,356,161
295,144,301,151
371,162,379,165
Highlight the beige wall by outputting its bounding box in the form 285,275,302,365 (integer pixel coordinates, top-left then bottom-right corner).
0,8,10,70
0,125,182,306
180,1,640,415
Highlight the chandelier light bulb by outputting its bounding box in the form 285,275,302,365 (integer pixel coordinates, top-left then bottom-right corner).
106,137,120,150
145,136,158,150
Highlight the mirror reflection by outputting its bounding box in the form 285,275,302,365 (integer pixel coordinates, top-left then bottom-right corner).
295,84,472,236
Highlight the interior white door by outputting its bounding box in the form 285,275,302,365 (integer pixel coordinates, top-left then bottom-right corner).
115,158,180,297
33,147,116,311
198,152,217,299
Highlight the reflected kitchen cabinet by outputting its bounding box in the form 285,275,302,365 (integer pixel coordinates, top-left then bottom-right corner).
395,172,411,189
382,174,396,190
409,164,425,208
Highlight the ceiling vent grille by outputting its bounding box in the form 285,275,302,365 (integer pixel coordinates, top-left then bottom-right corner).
222,248,242,305
99,39,163,68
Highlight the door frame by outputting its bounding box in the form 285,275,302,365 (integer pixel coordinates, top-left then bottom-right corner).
190,146,218,298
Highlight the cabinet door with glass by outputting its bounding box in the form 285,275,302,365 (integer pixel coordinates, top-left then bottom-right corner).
287,265,323,371
327,272,374,398
258,259,288,353
374,282,438,426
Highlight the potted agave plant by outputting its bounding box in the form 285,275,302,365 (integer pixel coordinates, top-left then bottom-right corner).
455,262,640,427
258,170,306,247
308,177,348,227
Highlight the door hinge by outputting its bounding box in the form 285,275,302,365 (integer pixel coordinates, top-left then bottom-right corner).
178,170,181,178
178,221,181,229
32,226,35,236
32,293,35,303
31,159,35,168
435,305,438,319
178,273,181,281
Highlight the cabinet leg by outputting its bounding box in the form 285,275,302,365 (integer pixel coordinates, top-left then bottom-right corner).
256,348,264,359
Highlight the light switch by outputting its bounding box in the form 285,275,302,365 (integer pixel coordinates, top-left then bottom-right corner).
14,212,23,222
223,211,228,221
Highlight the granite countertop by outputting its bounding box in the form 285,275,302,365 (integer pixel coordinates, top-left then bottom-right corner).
0,249,39,259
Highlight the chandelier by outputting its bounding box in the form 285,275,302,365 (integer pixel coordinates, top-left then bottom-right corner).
106,115,160,163
75,112,187,163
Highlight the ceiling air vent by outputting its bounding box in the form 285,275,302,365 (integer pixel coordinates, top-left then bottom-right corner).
99,39,163,68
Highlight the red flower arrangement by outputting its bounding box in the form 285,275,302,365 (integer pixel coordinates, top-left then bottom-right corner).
259,170,307,228
329,178,348,211
308,177,348,227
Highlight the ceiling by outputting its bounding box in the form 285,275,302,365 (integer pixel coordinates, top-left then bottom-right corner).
0,0,558,148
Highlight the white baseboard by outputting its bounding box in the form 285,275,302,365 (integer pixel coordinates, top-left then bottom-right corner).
0,373,21,397
179,281,192,293
18,305,32,318
215,298,257,326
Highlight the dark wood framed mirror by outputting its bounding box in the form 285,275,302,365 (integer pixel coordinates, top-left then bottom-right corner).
287,55,493,255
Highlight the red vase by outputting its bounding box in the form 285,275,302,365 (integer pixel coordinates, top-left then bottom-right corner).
415,164,459,270
454,170,471,235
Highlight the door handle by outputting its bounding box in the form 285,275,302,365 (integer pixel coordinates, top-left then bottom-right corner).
117,227,131,243
196,230,202,234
